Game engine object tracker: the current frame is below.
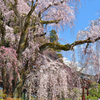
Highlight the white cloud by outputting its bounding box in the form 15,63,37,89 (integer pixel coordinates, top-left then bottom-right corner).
73,46,77,50
63,57,98,75
63,57,71,67
63,57,85,72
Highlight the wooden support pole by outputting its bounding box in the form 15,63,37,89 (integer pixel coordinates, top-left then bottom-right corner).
87,88,89,100
82,86,85,100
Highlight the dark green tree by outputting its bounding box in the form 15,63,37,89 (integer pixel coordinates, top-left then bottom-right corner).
87,82,100,100
50,30,58,43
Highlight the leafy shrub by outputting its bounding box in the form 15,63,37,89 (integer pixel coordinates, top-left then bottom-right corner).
86,82,100,100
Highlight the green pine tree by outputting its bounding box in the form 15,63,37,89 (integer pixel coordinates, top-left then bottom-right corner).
50,30,58,43
87,82,100,100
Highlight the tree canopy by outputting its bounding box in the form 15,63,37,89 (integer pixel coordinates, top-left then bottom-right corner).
0,0,100,99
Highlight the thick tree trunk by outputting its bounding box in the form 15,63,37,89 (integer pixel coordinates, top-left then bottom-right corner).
14,81,23,98
14,74,23,98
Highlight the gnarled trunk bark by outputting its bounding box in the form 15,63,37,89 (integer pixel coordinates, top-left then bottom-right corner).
14,73,23,98
14,81,23,98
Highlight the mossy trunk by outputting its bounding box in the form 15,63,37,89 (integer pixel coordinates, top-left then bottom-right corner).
14,74,23,98
14,80,23,98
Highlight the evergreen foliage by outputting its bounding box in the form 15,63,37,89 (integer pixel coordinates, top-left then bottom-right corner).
87,83,100,100
50,30,58,43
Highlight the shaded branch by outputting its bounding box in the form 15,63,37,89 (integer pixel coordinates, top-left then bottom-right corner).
33,32,46,38
39,43,71,52
84,43,89,54
38,0,64,17
0,19,5,46
39,37,100,52
40,19,61,24
8,0,20,17
23,0,38,31
17,0,38,59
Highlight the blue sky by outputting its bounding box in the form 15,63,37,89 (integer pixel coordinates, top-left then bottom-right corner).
59,0,100,59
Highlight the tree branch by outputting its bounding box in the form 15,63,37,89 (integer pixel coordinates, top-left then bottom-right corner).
39,43,71,52
39,37,100,52
33,32,46,39
8,0,20,17
38,0,64,17
17,0,38,59
0,19,5,46
40,19,61,24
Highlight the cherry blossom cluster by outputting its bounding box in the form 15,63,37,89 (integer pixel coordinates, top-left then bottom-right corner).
0,46,21,80
0,0,82,98
32,52,79,99
77,18,100,41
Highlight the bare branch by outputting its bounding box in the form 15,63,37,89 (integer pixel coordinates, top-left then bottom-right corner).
38,0,64,17
33,32,46,39
0,18,5,46
40,19,61,24
39,43,71,52
17,0,38,59
8,0,20,17
84,43,89,54
23,0,38,31
39,36,100,52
